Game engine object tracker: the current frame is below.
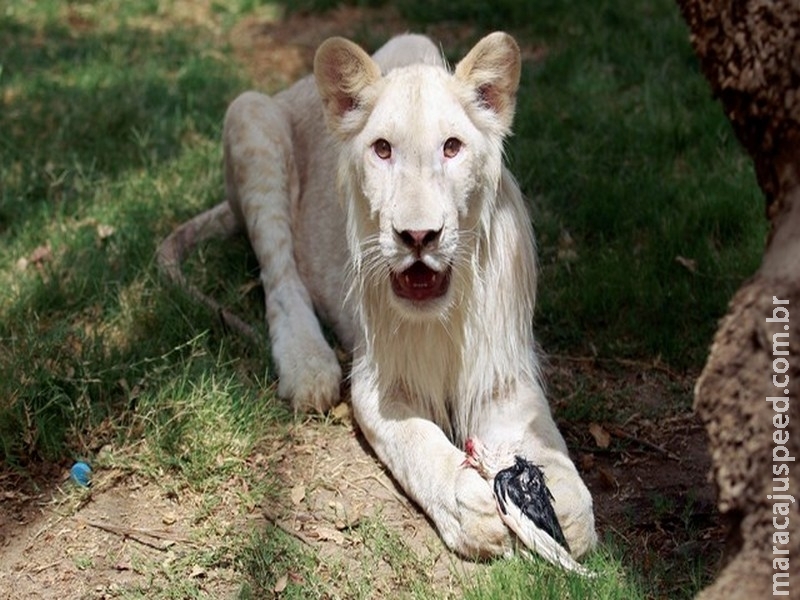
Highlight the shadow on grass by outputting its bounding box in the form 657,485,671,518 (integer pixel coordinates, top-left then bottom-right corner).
0,9,259,467
0,14,240,238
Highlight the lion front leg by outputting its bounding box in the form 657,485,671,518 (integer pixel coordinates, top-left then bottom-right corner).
224,91,341,413
475,382,598,558
351,359,513,559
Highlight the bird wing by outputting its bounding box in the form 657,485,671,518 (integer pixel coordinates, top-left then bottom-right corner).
494,479,596,578
495,459,570,552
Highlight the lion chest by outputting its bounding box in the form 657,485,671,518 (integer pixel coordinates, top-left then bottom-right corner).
369,315,493,439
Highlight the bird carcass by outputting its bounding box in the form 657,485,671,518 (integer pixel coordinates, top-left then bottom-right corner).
464,437,595,577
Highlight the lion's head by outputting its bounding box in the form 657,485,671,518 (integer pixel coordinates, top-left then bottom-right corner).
314,33,522,321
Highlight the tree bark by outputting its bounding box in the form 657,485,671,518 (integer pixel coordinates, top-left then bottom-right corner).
674,1,800,597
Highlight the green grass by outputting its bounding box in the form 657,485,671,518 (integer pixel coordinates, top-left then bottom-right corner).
0,0,251,463
0,0,762,598
465,552,640,600
239,516,447,599
236,516,650,599
502,0,764,367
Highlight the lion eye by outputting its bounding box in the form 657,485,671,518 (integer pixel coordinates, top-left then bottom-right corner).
373,139,392,160
443,137,462,159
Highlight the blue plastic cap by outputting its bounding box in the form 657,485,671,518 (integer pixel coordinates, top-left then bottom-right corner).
70,461,92,487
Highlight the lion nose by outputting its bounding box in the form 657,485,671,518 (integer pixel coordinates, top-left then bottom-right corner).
396,228,442,251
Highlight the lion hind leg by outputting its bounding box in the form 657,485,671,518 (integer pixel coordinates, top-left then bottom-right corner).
224,91,341,413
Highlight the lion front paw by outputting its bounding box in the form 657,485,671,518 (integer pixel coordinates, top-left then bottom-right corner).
277,344,342,414
439,467,512,560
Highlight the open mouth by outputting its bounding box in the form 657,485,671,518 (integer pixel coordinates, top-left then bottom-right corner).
391,261,451,302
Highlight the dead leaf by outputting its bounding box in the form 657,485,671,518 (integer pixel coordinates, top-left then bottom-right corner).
161,512,177,525
329,500,361,530
579,453,595,472
274,573,289,593
557,230,578,262
597,465,618,490
314,526,345,545
330,402,351,423
675,255,697,273
29,243,52,265
96,223,115,240
290,484,305,505
188,565,206,579
588,422,611,449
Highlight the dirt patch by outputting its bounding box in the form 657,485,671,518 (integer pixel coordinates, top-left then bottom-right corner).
229,5,408,88
229,4,546,91
551,359,725,592
0,463,241,598
0,412,474,598
261,411,478,594
577,415,720,567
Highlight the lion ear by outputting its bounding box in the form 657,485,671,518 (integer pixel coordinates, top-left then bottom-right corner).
454,32,521,132
314,37,382,135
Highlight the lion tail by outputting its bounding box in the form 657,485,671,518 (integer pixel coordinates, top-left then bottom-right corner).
156,201,262,344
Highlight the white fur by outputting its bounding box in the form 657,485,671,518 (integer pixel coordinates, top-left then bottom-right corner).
214,32,598,559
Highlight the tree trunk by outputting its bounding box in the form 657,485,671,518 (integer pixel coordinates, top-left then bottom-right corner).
674,1,800,597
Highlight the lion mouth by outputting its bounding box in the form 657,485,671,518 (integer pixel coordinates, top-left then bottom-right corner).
391,261,451,302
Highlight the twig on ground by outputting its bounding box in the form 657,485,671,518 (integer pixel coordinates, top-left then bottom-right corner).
77,518,195,551
605,425,680,461
549,354,685,380
261,507,316,547
30,560,63,574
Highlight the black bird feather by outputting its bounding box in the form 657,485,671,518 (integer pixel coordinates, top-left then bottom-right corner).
493,455,570,552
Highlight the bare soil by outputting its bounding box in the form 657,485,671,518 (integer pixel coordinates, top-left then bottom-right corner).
549,359,724,595
0,408,472,599
0,6,725,599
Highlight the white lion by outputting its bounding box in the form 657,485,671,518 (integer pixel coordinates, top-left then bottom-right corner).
159,32,597,559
